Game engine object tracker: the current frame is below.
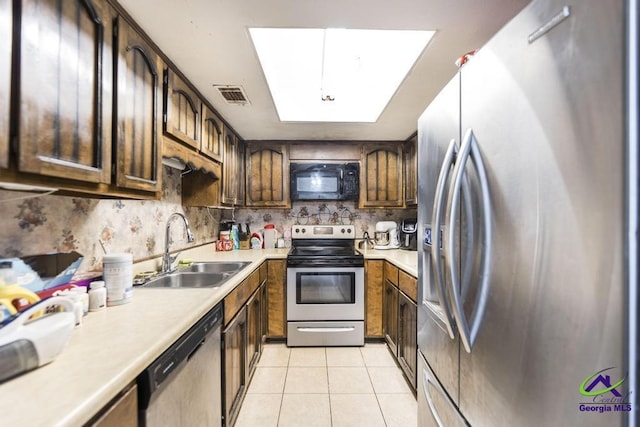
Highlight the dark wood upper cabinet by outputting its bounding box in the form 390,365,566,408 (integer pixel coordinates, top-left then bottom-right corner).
164,68,200,150
404,135,418,206
18,0,112,183
0,0,10,169
221,128,238,205
360,143,404,208
200,104,223,162
245,143,290,208
114,16,162,193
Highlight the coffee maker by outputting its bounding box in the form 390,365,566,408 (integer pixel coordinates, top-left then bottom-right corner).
399,218,418,251
373,221,400,250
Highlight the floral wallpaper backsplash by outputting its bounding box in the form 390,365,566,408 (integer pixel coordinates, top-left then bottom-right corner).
0,167,220,273
234,202,416,241
0,166,415,274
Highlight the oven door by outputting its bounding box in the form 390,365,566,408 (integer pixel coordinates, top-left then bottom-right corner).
287,267,364,321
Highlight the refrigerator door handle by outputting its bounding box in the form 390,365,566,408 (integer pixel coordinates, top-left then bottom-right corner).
430,138,458,339
446,128,493,353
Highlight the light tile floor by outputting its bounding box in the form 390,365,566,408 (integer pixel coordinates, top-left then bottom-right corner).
235,343,417,427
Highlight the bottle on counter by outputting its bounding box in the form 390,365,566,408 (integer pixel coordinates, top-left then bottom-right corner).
88,281,106,312
231,224,239,250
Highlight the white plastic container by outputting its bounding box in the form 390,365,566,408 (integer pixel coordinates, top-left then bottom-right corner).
69,287,89,315
102,254,133,306
88,281,106,312
66,292,83,327
263,229,277,249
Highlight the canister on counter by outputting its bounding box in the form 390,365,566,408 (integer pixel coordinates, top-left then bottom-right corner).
102,253,133,306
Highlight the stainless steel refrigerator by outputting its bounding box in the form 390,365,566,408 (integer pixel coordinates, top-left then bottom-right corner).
416,0,637,426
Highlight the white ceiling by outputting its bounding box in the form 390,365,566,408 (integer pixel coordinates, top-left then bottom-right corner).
117,0,530,141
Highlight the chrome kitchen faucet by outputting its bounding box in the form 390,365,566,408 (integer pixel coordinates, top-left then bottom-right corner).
162,212,195,273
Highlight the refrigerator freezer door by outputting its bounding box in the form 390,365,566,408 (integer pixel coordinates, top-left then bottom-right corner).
458,0,625,426
417,73,461,405
417,352,469,427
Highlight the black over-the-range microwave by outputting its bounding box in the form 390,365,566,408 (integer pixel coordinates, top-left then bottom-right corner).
290,162,360,201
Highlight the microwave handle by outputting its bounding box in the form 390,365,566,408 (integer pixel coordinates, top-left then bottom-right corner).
340,168,344,194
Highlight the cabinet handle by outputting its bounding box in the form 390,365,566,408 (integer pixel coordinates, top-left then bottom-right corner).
296,327,355,333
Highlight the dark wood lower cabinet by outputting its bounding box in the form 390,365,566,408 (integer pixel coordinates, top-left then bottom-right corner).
383,279,398,356
266,260,286,338
89,383,137,427
365,260,384,338
223,305,247,427
246,285,262,380
380,261,418,392
398,292,417,389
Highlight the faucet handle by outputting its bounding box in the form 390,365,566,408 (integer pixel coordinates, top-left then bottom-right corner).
169,252,180,265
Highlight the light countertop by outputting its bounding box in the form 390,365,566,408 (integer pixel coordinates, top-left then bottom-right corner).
358,248,418,277
0,245,416,426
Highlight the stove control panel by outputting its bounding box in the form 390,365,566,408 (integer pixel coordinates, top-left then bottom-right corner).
292,225,355,239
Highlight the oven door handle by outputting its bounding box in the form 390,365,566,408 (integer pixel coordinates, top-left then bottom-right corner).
296,326,356,333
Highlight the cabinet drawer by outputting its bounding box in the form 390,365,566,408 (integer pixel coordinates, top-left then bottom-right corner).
225,278,249,324
247,269,260,296
224,270,262,324
399,270,417,303
259,262,268,284
384,262,399,287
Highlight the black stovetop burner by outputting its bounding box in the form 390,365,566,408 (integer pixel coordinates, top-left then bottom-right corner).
287,238,364,267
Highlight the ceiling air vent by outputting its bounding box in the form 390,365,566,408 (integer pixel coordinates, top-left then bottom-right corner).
215,85,250,105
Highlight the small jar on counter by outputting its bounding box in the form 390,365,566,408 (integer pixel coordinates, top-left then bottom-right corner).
88,281,106,312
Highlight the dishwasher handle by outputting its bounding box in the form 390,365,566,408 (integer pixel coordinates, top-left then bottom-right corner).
137,303,223,410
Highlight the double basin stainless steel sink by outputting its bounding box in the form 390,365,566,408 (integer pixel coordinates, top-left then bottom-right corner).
141,261,252,289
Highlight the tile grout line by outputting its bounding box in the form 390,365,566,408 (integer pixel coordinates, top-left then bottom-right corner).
276,346,292,426
361,345,390,427
326,347,334,427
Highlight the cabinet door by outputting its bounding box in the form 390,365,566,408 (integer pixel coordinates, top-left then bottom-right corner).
267,260,286,338
164,68,200,149
383,279,398,356
365,260,384,338
221,129,237,205
0,0,11,169
223,306,247,427
114,16,162,192
245,143,290,207
404,135,418,206
260,279,268,343
360,144,404,207
18,0,112,183
398,292,417,389
246,288,262,380
200,104,223,162
236,138,245,206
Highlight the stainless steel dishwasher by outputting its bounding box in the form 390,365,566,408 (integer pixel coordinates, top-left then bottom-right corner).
137,303,222,426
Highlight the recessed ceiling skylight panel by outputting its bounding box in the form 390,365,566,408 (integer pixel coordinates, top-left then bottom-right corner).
249,28,435,123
